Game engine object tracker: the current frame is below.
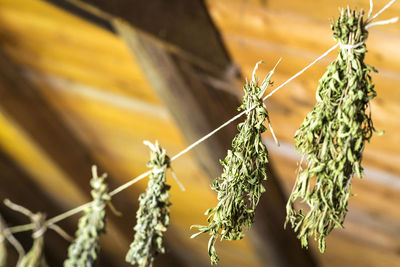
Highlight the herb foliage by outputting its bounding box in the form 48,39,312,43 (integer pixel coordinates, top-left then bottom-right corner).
191,64,278,265
64,166,110,267
126,141,171,267
285,8,378,253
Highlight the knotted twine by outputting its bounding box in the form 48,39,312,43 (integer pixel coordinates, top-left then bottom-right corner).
3,199,49,267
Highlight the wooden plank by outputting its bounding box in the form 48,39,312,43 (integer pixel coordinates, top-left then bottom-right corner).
0,0,160,105
0,47,185,267
0,149,116,266
45,0,232,70
0,49,94,194
213,0,400,34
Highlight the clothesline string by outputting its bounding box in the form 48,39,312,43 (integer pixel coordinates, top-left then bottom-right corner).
1,42,348,235
7,42,338,234
6,0,398,234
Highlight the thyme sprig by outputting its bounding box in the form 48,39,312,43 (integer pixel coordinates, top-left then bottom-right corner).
191,63,279,265
126,141,171,267
64,166,110,267
285,7,378,253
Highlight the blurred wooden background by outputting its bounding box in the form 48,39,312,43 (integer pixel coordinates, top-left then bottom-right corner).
0,0,399,266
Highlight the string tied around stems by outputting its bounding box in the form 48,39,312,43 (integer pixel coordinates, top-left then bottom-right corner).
338,0,399,53
3,199,73,243
143,140,185,192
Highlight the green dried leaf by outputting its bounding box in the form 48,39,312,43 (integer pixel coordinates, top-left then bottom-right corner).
191,65,276,265
64,166,110,267
126,141,171,267
285,7,378,253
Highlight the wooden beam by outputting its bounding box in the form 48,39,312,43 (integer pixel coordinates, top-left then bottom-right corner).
45,0,231,70
0,47,185,267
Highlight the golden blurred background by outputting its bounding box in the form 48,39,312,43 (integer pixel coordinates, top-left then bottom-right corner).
0,0,399,266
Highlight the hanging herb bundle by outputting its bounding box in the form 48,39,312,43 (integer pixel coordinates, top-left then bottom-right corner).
64,166,110,267
191,63,279,265
285,7,378,253
18,213,49,267
126,141,171,267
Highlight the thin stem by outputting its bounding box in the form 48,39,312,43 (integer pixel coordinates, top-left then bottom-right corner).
4,199,33,217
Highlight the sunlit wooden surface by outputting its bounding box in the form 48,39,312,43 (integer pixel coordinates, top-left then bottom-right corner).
0,0,399,266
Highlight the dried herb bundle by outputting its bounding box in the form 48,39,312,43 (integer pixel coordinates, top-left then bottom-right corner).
126,141,171,267
285,8,377,252
18,213,49,267
191,64,278,265
64,166,110,267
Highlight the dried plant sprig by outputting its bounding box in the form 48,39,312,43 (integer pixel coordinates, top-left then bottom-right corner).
191,62,279,265
18,213,48,267
285,7,378,253
3,199,49,267
126,141,171,267
64,166,110,267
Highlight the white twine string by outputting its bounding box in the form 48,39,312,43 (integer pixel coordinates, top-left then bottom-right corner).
10,41,340,234
338,15,398,52
367,0,397,23
4,199,72,242
32,223,46,239
368,0,374,19
366,17,399,28
339,0,398,51
170,167,186,192
339,41,365,50
7,0,398,235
